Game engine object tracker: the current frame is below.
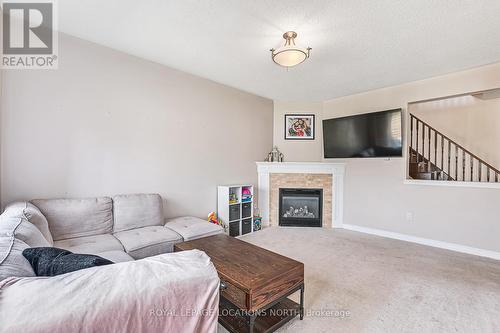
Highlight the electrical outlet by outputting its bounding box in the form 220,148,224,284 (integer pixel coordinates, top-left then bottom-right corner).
406,212,414,222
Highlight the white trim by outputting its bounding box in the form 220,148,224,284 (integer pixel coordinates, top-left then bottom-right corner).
256,161,346,175
404,179,500,189
343,224,500,261
257,171,270,226
332,171,344,228
256,162,345,228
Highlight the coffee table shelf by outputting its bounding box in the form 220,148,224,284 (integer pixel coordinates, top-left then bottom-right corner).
219,297,300,333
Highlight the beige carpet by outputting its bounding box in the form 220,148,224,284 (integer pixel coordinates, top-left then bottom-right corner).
218,227,500,333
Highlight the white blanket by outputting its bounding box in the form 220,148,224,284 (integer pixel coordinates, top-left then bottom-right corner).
0,250,219,333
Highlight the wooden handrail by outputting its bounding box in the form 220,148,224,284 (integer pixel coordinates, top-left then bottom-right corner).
410,114,500,176
410,113,500,182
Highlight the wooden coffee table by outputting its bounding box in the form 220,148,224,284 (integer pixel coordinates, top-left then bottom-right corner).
174,234,304,333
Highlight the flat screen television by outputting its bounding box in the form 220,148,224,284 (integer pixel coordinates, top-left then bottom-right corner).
323,109,402,158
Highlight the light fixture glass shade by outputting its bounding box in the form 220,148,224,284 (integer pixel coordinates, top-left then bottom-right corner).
271,31,311,68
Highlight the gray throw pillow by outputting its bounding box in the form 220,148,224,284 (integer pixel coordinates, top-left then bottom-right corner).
22,247,113,276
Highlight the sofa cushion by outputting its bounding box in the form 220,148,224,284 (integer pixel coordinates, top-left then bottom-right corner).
0,237,35,281
22,247,113,277
0,214,51,248
96,250,134,263
31,197,113,241
165,216,224,241
3,202,54,245
54,234,124,255
112,194,163,232
113,226,182,259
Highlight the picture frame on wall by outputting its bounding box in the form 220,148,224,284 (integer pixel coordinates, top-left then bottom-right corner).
284,114,315,140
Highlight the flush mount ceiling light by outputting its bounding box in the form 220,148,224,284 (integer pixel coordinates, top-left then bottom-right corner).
270,31,311,68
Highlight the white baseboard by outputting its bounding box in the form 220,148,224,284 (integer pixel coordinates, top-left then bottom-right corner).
342,224,500,261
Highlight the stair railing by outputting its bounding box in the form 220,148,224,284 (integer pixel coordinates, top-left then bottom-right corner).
409,114,500,182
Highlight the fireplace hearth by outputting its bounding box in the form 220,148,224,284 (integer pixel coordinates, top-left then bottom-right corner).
279,188,322,227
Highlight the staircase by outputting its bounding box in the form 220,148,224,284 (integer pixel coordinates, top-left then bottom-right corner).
409,114,500,182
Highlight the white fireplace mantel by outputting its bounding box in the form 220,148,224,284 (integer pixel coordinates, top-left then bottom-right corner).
256,162,346,228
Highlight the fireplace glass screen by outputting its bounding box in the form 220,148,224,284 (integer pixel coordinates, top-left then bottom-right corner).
279,188,322,227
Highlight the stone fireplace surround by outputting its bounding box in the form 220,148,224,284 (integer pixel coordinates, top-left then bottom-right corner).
256,162,345,228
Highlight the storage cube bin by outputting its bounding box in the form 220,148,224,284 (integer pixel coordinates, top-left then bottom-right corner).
242,218,252,235
229,205,240,221
229,221,240,237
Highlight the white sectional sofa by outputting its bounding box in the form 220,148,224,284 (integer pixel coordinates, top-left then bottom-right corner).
0,193,224,333
2,193,223,263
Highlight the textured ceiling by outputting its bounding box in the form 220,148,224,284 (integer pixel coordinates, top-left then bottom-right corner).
59,0,500,101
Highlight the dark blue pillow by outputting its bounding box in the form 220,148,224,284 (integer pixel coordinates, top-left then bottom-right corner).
22,247,113,276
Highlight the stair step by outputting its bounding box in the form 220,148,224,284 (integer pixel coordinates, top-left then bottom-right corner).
413,171,446,180
418,162,430,173
409,157,441,173
414,172,433,180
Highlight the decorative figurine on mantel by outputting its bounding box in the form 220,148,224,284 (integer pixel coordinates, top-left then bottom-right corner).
265,146,284,162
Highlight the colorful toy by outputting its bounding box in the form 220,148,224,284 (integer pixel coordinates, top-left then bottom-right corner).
241,188,252,202
229,193,238,204
253,217,262,231
208,212,224,227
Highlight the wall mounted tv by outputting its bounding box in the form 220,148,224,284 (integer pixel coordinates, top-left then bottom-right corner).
323,108,403,158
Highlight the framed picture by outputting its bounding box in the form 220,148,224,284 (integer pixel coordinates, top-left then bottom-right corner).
284,114,315,140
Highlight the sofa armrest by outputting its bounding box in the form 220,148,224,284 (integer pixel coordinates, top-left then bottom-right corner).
2,201,54,245
0,250,219,333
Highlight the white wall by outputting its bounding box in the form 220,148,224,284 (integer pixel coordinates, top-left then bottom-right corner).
0,34,273,218
274,62,500,253
273,101,323,162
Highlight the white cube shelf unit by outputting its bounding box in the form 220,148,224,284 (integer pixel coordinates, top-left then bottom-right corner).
217,185,254,237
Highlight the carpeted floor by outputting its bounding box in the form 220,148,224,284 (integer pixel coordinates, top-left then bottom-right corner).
218,227,500,333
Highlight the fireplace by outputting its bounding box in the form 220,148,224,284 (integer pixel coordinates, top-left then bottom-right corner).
279,188,322,227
